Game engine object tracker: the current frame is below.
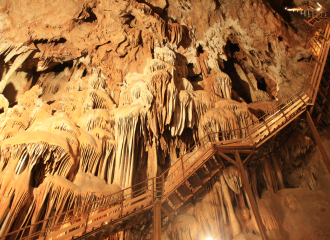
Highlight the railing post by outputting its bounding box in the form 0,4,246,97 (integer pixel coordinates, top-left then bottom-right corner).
152,178,155,202
120,191,124,218
209,133,214,145
180,158,185,178
245,126,254,144
83,212,90,234
161,175,164,200
263,119,271,134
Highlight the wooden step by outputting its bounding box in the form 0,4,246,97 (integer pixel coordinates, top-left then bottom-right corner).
168,192,183,208
195,168,209,181
177,182,194,197
187,173,203,189
161,200,175,213
204,161,216,172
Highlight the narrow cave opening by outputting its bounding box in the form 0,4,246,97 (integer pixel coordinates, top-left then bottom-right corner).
49,61,74,76
278,36,284,41
215,0,221,10
30,160,46,188
227,39,240,54
197,44,204,54
84,7,98,23
34,38,67,46
223,40,252,102
123,14,136,26
53,38,67,46
268,42,273,54
257,77,267,92
82,68,87,77
223,59,252,103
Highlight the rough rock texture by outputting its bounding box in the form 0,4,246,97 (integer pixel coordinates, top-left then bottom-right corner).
0,0,329,239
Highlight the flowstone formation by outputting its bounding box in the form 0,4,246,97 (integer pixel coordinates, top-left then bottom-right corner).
0,0,328,239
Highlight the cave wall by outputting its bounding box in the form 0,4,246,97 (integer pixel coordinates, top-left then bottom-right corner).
0,0,328,239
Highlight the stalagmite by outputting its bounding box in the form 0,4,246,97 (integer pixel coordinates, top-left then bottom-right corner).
220,174,241,238
204,70,232,99
0,0,325,238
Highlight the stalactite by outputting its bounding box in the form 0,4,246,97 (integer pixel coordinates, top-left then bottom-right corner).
167,21,185,45
199,108,240,140
223,166,242,194
111,104,146,189
170,91,195,136
204,70,232,99
37,67,71,102
261,157,278,193
153,46,176,66
0,49,35,93
220,174,241,238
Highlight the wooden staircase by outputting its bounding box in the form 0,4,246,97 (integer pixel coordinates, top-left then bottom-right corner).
2,22,330,240
304,9,329,27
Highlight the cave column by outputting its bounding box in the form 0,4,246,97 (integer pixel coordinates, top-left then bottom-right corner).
235,150,268,240
153,200,162,240
306,111,330,174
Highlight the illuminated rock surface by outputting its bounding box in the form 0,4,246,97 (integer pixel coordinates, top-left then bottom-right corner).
0,0,329,239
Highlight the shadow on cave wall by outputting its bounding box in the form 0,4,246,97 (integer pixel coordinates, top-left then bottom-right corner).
3,83,18,104
264,0,295,22
223,40,253,103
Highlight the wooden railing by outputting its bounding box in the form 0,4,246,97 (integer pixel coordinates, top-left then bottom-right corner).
1,23,330,240
304,9,329,27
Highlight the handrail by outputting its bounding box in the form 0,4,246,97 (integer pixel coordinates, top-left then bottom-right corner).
2,23,329,240
305,9,328,24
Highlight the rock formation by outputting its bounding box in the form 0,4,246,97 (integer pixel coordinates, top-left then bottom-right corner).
0,0,329,239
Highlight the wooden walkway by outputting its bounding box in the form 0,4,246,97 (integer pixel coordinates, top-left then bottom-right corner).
1,20,330,240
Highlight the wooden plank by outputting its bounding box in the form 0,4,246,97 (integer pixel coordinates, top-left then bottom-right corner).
122,197,152,215
85,211,121,232
46,220,85,239
256,109,306,148
86,205,121,222
235,151,268,240
123,192,151,207
153,201,162,240
217,151,239,167
50,225,85,240
216,148,255,154
160,205,173,221
255,101,306,145
242,151,255,165
306,111,330,174
215,138,251,145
